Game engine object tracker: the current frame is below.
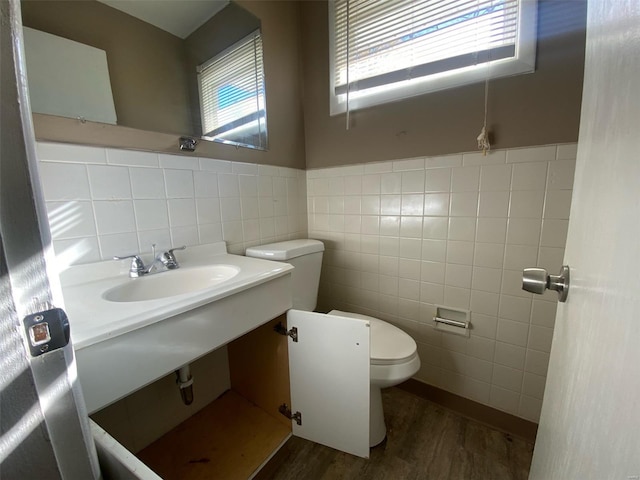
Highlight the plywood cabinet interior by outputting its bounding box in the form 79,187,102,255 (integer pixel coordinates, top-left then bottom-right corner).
133,311,372,478
137,316,292,479
228,315,292,431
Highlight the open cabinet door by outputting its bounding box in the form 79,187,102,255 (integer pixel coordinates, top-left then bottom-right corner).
287,309,370,458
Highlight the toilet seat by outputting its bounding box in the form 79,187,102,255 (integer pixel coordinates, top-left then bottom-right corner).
328,310,418,366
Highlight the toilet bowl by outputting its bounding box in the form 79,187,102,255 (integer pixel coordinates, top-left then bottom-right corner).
245,239,421,447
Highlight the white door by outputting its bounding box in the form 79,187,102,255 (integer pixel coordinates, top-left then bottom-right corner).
287,309,371,458
529,1,640,478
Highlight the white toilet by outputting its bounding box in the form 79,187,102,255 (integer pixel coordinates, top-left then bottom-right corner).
246,239,420,447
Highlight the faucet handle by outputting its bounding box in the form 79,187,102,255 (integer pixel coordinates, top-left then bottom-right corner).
161,246,186,269
168,245,186,255
113,254,146,277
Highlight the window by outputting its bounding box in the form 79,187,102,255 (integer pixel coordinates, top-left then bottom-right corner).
198,30,267,149
329,0,537,115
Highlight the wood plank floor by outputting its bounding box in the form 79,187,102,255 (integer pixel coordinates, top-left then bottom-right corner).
258,387,534,480
137,390,290,480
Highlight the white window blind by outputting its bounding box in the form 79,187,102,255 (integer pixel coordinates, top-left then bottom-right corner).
329,0,536,114
198,30,265,142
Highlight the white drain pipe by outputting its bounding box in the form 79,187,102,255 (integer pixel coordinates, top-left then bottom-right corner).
176,365,194,405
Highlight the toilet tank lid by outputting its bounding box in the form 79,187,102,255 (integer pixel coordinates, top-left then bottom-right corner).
246,239,324,261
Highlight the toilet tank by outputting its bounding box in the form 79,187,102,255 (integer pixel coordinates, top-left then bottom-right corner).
246,239,324,311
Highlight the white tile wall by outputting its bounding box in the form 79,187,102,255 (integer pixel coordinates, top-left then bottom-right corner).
308,143,576,423
37,142,307,266
41,140,574,426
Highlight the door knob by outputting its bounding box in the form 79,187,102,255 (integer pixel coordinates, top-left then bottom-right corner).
522,266,570,302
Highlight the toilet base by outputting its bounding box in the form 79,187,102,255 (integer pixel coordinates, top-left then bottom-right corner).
370,386,386,447
369,355,421,447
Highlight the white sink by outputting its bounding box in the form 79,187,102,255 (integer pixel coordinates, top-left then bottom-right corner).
59,241,294,413
102,265,240,302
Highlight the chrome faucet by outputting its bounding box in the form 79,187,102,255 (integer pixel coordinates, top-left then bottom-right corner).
114,245,186,278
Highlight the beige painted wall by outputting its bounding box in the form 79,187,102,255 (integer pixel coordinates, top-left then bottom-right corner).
22,0,306,169
238,0,306,168
22,1,585,171
300,0,587,169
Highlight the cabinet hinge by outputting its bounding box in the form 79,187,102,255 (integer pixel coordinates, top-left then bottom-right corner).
279,403,302,425
274,322,298,342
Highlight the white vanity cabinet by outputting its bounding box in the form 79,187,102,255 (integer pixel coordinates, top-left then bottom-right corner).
76,273,293,415
63,242,294,414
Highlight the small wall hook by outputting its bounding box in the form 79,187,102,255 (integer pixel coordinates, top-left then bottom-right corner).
179,136,198,152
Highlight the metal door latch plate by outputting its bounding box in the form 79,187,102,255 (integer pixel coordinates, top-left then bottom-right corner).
23,308,70,357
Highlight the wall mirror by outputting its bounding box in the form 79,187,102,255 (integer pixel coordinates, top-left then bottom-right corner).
20,0,268,151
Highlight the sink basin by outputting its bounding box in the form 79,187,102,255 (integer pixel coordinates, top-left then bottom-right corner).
102,265,240,302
